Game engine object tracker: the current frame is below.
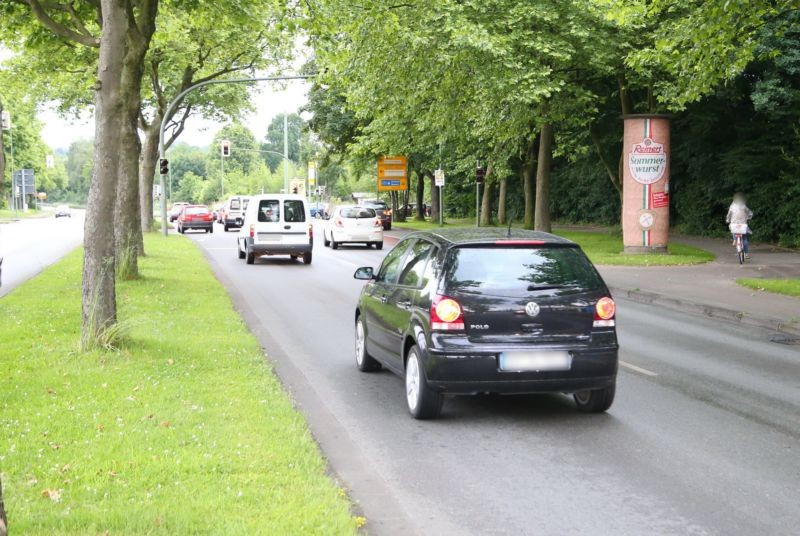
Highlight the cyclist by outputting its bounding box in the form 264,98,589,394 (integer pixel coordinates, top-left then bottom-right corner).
726,193,753,259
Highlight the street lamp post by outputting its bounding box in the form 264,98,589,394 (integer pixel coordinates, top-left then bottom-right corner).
157,74,313,236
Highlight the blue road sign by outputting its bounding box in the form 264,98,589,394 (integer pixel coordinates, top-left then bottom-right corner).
381,180,401,186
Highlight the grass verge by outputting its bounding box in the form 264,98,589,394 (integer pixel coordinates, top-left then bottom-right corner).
0,234,358,534
0,209,49,222
737,278,800,297
394,220,714,266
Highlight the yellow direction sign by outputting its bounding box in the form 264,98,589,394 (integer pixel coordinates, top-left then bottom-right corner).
377,155,408,191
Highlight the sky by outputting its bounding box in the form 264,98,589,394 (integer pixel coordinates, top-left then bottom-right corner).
1,46,311,152
38,79,311,151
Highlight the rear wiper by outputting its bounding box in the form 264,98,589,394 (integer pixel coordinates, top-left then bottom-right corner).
527,284,568,291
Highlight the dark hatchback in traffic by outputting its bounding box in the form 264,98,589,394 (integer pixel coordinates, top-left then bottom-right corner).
353,228,618,419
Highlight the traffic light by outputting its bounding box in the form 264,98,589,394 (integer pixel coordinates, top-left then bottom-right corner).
221,139,231,157
476,166,486,184
159,158,169,175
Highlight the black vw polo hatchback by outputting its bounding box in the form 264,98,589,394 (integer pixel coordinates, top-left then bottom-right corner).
353,228,618,419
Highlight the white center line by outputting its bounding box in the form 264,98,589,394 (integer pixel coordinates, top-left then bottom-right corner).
619,360,658,377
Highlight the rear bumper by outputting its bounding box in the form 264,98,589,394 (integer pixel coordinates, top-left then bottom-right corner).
425,346,618,394
245,237,312,255
180,221,213,230
224,217,244,227
333,230,383,243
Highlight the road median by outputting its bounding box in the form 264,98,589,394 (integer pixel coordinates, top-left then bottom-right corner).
0,234,359,534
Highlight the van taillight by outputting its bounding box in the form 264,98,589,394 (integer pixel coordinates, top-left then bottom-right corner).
593,297,616,327
249,224,255,238
430,295,465,331
308,223,313,238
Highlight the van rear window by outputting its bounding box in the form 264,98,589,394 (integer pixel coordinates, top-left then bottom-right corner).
257,200,280,222
445,246,602,294
230,199,240,210
284,200,306,222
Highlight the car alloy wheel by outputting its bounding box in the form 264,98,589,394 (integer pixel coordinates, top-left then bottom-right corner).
355,320,366,367
355,317,381,372
406,353,420,412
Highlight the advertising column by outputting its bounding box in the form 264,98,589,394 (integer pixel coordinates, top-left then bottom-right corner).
622,114,670,253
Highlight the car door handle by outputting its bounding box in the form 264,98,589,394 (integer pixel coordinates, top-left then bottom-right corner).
284,225,291,230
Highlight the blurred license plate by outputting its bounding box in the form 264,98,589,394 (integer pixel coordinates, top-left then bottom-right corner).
499,351,572,372
257,234,281,242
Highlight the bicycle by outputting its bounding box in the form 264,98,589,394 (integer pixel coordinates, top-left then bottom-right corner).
730,223,749,264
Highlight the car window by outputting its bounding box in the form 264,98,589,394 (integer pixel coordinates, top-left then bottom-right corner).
377,241,412,284
398,240,436,287
284,200,306,222
230,199,241,210
341,207,376,219
444,246,603,295
257,200,280,222
243,198,250,209
185,207,208,215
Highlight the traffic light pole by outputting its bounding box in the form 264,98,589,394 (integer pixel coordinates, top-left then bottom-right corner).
157,74,313,236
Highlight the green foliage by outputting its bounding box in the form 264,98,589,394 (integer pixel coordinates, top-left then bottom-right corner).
261,113,304,171
0,235,359,534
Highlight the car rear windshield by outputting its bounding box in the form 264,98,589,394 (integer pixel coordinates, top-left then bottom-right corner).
364,201,387,209
284,200,306,222
185,207,208,215
230,199,241,210
444,246,603,295
257,200,280,222
341,207,376,218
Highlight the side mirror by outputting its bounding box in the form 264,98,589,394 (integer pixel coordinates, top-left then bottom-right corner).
353,267,375,280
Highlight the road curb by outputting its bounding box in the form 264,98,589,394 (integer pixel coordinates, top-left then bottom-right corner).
611,286,800,337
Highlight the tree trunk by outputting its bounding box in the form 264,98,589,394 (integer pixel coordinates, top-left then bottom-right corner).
497,177,507,225
415,170,425,221
428,171,440,223
522,135,538,229
480,168,494,227
140,121,160,232
0,473,7,536
82,0,127,348
534,123,553,233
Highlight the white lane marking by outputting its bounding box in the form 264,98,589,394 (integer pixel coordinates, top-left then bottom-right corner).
619,360,658,377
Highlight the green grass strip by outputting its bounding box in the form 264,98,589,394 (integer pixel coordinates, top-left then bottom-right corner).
0,234,358,534
737,278,800,297
394,220,714,266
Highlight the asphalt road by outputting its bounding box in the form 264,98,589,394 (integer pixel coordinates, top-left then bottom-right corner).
188,224,800,536
0,210,85,297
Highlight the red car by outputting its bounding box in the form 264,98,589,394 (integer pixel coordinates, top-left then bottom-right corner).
176,205,214,234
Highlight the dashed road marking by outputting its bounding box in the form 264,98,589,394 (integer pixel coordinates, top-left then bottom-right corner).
620,360,658,377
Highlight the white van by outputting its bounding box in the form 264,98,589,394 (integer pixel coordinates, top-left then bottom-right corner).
237,194,313,265
222,195,250,231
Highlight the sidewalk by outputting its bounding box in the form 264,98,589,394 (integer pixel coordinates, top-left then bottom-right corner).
593,235,799,337
386,227,800,337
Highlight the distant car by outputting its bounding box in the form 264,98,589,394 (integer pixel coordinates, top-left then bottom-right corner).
221,195,250,232
323,205,384,250
176,205,214,234
169,202,189,222
361,199,392,230
353,228,619,419
54,204,71,218
237,194,313,264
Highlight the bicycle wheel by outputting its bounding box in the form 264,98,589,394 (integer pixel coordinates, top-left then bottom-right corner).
738,249,745,264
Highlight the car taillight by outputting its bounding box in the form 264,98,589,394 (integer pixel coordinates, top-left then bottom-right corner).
203,214,212,221
430,295,465,331
335,218,344,228
249,224,255,238
374,218,382,227
593,297,616,327
308,223,313,238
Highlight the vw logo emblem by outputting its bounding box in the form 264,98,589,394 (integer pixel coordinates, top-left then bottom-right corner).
525,302,540,317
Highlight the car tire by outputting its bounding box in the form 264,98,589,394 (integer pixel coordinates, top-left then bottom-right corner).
238,245,246,259
224,224,229,232
246,250,255,265
355,316,381,372
573,381,615,413
303,251,312,265
405,345,443,420
331,240,339,250
323,232,330,247
209,227,214,234
386,224,392,231
375,241,384,250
